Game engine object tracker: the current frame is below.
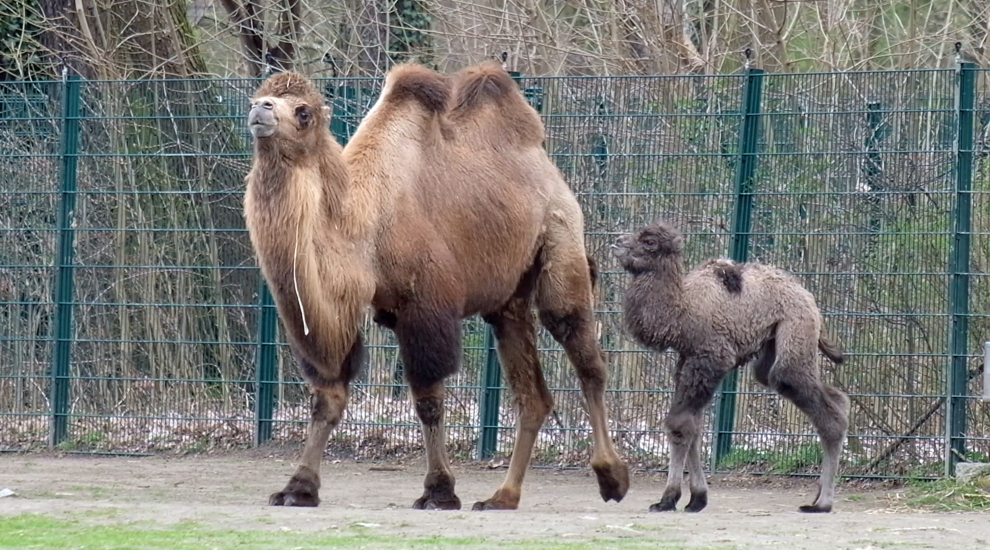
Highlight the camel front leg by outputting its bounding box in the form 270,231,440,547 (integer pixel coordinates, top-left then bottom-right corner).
684,422,709,512
394,309,463,510
270,335,363,507
269,382,349,506
411,382,461,510
653,355,723,512
652,412,689,512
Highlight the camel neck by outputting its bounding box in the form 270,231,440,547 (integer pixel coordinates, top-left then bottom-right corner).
623,258,686,352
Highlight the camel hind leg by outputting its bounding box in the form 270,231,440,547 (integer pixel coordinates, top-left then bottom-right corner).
473,295,552,510
270,335,364,507
536,239,629,503
769,326,850,513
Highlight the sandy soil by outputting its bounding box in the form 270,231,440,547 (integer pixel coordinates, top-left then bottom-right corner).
0,452,986,549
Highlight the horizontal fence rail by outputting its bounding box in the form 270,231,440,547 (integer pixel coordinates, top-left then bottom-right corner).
1,67,990,479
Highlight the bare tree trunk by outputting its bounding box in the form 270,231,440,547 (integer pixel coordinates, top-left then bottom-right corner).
218,0,265,76
350,0,388,75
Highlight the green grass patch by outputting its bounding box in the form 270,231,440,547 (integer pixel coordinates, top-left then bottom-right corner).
0,514,737,550
904,478,990,511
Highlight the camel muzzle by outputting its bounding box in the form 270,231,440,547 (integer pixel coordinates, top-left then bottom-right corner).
248,103,277,138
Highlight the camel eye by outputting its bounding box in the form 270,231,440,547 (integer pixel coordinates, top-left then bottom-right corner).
295,105,312,126
642,237,658,248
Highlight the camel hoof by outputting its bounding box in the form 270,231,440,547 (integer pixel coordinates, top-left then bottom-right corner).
798,503,832,513
269,471,320,507
592,460,630,503
471,499,517,511
269,490,319,507
412,495,462,511
684,491,707,512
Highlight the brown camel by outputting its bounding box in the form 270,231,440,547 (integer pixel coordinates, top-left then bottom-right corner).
613,221,849,513
243,61,629,511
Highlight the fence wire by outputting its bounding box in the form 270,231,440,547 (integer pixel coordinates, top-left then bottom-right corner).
1,68,989,478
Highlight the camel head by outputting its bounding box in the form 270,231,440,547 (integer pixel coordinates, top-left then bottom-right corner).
248,71,331,155
613,222,684,273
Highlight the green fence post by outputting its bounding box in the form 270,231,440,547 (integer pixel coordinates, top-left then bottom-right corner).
50,74,81,448
864,102,886,231
478,329,502,459
714,66,764,467
255,279,278,446
947,60,976,475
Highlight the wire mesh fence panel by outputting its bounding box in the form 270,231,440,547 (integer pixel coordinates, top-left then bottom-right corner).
58,78,259,453
0,81,62,450
739,70,958,477
1,69,989,479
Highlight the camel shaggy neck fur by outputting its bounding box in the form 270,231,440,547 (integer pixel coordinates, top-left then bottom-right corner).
244,63,629,511
614,221,850,513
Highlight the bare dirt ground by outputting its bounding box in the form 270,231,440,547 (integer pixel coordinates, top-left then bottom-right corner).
0,450,987,550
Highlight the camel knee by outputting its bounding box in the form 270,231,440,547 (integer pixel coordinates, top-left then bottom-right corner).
664,411,699,446
539,310,606,388
414,395,445,426
310,394,341,425
310,384,348,425
539,310,586,345
824,385,851,417
517,393,553,429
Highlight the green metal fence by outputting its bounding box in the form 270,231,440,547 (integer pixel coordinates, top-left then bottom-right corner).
1,66,989,479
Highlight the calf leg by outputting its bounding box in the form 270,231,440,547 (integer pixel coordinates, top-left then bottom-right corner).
770,359,850,513
653,355,725,512
684,428,709,512
473,297,552,510
270,336,364,507
395,309,463,511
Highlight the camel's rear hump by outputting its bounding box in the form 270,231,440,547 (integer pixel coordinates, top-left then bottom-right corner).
450,61,543,146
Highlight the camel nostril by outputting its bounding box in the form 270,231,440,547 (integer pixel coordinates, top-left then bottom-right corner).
262,100,274,110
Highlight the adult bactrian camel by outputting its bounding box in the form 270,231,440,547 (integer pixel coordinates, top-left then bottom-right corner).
243,62,630,511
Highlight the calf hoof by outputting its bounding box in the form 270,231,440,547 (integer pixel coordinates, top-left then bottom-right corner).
798,503,832,513
684,491,707,513
592,460,630,503
269,471,320,507
649,490,680,512
649,500,677,512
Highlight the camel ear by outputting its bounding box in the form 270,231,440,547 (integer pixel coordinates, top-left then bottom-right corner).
322,105,331,118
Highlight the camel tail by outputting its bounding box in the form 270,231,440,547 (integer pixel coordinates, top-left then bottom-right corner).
451,61,521,112
818,335,844,364
384,63,449,114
